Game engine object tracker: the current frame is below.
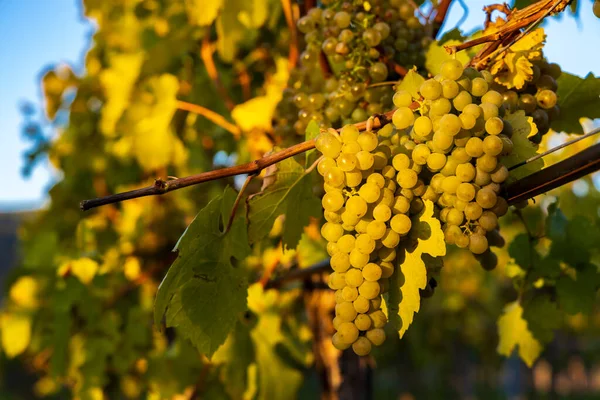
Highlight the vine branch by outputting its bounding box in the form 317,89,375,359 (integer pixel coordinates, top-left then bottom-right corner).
177,101,241,137
432,0,454,37
80,111,394,211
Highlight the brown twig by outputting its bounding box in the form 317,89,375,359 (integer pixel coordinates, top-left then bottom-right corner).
200,35,235,111
432,0,454,37
177,100,241,137
281,0,299,70
224,174,255,234
80,111,394,211
264,259,331,289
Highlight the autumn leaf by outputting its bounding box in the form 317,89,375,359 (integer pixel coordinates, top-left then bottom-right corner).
497,301,542,367
1,312,32,358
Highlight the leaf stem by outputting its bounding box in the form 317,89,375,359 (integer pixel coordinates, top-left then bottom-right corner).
177,101,241,137
224,174,256,235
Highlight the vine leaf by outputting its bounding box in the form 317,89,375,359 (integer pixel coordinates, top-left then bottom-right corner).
387,200,446,338
425,39,470,77
502,110,543,180
556,264,600,315
304,121,320,165
0,312,32,358
396,68,425,99
185,0,223,26
497,301,542,367
522,294,561,345
154,186,251,357
247,157,321,249
553,72,600,134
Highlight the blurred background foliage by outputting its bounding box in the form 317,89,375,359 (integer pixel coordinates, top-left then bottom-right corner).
0,0,599,399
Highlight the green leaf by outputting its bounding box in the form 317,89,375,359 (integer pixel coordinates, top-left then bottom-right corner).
304,120,320,166
154,187,251,357
508,233,532,269
556,264,600,315
184,0,223,26
216,0,247,62
425,40,470,77
438,28,466,43
522,294,561,344
545,201,568,241
396,69,426,99
497,301,542,367
501,111,544,180
251,313,303,400
387,200,446,338
248,158,321,249
553,72,600,134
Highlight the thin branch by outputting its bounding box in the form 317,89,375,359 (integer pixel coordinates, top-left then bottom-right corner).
177,100,241,137
80,111,395,211
281,0,299,70
508,126,600,171
265,259,331,289
200,35,235,111
224,174,255,234
432,0,454,37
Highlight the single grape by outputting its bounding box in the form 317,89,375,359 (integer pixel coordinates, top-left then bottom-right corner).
440,59,463,81
366,220,387,240
349,249,369,269
420,79,443,100
352,337,372,356
536,89,557,109
368,310,387,328
332,333,352,350
393,90,413,108
342,286,359,302
337,321,359,344
453,91,473,112
476,188,497,209
355,234,376,254
396,168,418,189
390,214,412,235
366,328,386,346
345,268,365,288
381,228,400,248
359,182,381,203
393,107,415,130
353,296,370,313
413,116,433,137
442,79,460,99
354,314,372,331
456,163,476,182
484,117,504,136
322,191,345,211
469,233,488,254
362,263,382,282
470,77,488,97
331,252,351,273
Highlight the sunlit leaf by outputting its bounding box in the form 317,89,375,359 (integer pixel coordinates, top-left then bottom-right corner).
1,312,32,358
501,111,543,179
552,72,600,134
497,301,542,367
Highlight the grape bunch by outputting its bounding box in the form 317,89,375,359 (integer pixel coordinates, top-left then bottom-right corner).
496,59,561,144
391,59,512,270
275,0,431,138
316,123,421,355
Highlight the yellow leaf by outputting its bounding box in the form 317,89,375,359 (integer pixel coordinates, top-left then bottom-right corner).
247,283,278,314
1,312,32,358
490,29,545,89
387,200,446,338
68,258,99,285
185,0,223,26
497,301,542,367
9,276,39,309
425,40,470,77
99,52,145,136
124,257,141,281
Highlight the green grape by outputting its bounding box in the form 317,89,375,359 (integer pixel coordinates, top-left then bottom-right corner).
366,220,387,240
318,157,337,176
316,132,342,158
380,262,394,279
482,135,503,156
322,191,345,211
480,102,499,120
346,196,368,218
412,144,431,165
325,167,345,187
345,268,364,287
337,153,357,172
363,28,382,47
536,74,558,91
367,173,385,188
336,321,359,344
333,11,351,28
469,233,488,254
413,115,433,137
464,202,483,221
444,224,462,244
378,247,396,263
324,210,342,223
327,242,340,256
373,204,392,221
362,263,382,282
455,233,470,248
355,234,376,254
476,188,497,209
396,168,418,189
369,62,388,82
490,196,509,217
536,89,557,109
355,217,371,234
381,165,396,180
328,272,347,290
484,117,504,136
456,182,476,202
393,90,413,108
381,228,400,248
476,154,498,173
354,314,372,331
366,328,386,346
502,90,519,112
392,153,411,171
441,175,461,194
456,163,476,182
440,59,463,81
390,214,412,235
462,103,482,118
479,211,498,231
321,222,344,242
368,310,387,328
392,106,415,129
342,286,359,302
353,296,370,313
357,131,378,152
331,252,351,272
352,337,372,356
332,333,352,350
356,151,375,170
442,79,460,99
427,152,447,171
481,90,503,107
470,77,488,97
438,114,462,136
358,182,381,203
430,98,452,116
474,168,491,186
420,79,443,100
337,234,356,253
342,141,362,154
392,195,411,214
349,248,369,269
297,16,314,33
518,94,537,114
358,281,380,299
341,125,360,142
432,131,454,151
377,188,395,207
453,91,473,112
446,208,464,226
341,211,360,227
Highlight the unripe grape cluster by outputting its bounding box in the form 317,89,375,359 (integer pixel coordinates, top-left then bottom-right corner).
316,122,424,355
275,0,431,138
391,59,512,269
496,59,561,143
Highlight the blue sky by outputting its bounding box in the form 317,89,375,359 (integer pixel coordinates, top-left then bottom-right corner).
0,0,598,211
